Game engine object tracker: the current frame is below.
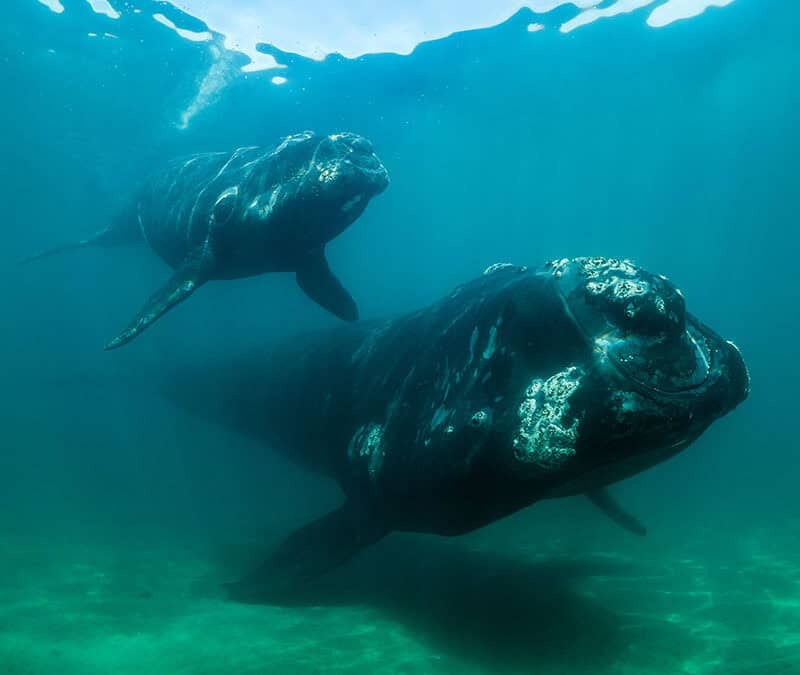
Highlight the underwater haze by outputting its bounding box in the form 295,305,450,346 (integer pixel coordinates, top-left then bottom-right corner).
2,0,799,673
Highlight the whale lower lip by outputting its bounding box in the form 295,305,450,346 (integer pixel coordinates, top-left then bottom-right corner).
604,320,715,397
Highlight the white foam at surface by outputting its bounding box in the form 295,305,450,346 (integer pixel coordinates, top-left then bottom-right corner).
38,0,120,18
241,53,282,74
166,1,602,71
160,0,737,70
36,0,64,13
30,0,739,127
86,0,120,19
153,13,213,42
529,0,599,10
561,0,657,33
647,0,736,28
33,1,739,71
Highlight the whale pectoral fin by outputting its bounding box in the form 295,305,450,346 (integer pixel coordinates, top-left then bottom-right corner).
225,500,387,602
586,488,647,536
295,248,359,321
104,247,213,351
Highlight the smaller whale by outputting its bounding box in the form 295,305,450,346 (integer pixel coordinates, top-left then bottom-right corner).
25,131,389,349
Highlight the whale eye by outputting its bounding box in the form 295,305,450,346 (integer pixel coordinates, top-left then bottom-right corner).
213,186,238,225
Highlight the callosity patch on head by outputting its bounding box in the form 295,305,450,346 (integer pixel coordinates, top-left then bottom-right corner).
513,365,584,469
312,132,389,198
547,256,684,333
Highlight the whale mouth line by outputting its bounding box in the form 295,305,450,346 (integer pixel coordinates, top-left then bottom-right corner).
320,155,389,193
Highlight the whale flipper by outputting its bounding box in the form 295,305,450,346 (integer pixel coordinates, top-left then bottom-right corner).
105,246,214,351
226,500,387,602
296,248,358,322
586,488,647,536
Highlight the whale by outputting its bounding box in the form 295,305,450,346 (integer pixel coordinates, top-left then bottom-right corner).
25,131,389,349
170,257,749,599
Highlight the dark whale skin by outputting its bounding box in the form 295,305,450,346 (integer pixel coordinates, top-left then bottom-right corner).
175,257,749,597
25,131,389,349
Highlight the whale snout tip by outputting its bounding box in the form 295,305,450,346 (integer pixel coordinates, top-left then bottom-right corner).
724,339,750,409
323,131,389,195
372,161,390,193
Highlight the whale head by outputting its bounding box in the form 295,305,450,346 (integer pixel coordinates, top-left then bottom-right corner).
241,130,389,244
409,259,749,530
311,132,390,207
504,257,750,495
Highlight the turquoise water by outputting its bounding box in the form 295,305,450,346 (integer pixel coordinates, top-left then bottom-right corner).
2,1,799,673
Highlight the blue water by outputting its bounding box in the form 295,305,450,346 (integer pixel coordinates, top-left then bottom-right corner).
1,1,798,673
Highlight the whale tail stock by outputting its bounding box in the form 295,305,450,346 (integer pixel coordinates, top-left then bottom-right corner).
20,238,99,265
21,213,140,266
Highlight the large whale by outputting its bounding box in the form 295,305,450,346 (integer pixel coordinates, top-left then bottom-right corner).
172,257,749,599
25,131,389,349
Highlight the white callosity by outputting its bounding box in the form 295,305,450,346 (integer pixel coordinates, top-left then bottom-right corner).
347,423,385,480
549,256,671,322
548,256,639,285
318,164,339,184
586,276,647,299
547,257,572,279
576,256,638,279
513,366,583,469
587,275,649,319
470,409,491,428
